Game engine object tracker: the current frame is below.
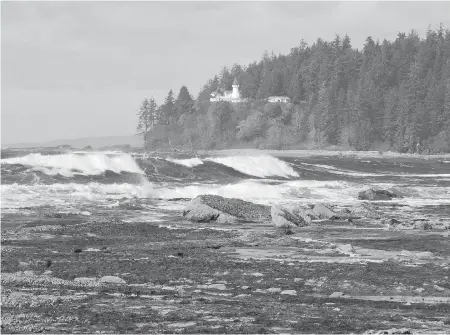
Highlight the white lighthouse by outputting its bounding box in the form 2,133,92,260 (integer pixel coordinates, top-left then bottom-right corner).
231,77,240,99
210,77,246,103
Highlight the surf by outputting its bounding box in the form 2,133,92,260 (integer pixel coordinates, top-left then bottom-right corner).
1,152,145,177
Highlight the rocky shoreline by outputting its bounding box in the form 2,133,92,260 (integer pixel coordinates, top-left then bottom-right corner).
1,189,449,334
182,191,449,232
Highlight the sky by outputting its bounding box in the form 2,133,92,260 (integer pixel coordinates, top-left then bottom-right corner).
2,1,450,144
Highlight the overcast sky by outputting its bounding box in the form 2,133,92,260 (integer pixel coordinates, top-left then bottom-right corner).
2,1,450,144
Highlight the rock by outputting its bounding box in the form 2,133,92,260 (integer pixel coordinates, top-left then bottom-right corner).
433,285,445,292
74,277,97,284
211,284,227,290
271,206,309,228
183,202,221,222
312,203,340,220
18,261,29,268
292,208,315,222
266,287,282,293
183,195,318,227
414,221,433,230
358,188,400,201
167,321,196,328
382,218,402,226
235,294,251,298
414,287,425,294
182,195,271,223
254,288,267,293
280,290,297,296
387,188,407,198
215,212,237,224
118,199,144,210
98,276,126,284
399,250,434,259
329,292,344,298
251,272,264,277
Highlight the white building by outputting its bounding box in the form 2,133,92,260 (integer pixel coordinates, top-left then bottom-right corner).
210,77,246,103
267,96,291,103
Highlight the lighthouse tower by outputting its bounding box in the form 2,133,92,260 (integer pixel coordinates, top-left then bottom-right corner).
231,77,240,99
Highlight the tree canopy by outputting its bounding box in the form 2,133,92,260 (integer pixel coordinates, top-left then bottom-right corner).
138,25,450,153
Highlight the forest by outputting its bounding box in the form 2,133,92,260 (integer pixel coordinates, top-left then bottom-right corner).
137,26,450,153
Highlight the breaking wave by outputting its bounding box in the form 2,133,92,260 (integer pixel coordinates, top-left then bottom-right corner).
1,152,145,177
166,157,204,167
204,155,299,178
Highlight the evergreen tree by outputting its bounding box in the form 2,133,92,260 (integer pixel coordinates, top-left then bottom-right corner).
136,98,157,146
176,86,194,117
160,90,175,125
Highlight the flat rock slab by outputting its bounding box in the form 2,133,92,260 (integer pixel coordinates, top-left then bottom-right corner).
98,276,126,284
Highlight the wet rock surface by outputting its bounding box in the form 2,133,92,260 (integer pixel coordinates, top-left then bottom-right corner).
358,188,402,201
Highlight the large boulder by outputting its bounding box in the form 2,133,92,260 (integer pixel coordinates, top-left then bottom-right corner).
271,206,309,228
312,203,340,220
182,195,306,228
182,195,271,224
183,201,223,222
358,188,400,201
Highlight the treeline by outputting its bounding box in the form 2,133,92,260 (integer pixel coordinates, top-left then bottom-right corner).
138,25,450,152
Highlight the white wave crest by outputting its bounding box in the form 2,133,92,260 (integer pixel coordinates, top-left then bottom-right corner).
166,157,204,167
1,152,145,177
205,155,299,178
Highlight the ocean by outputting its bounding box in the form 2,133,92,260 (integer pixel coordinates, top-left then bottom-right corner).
2,148,449,226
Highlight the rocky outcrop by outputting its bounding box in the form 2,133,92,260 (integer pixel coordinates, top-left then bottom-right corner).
358,188,401,201
271,206,309,228
182,195,271,224
182,195,308,227
312,203,340,220
383,218,440,230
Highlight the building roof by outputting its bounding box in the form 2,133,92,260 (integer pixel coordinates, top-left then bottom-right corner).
233,77,239,85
